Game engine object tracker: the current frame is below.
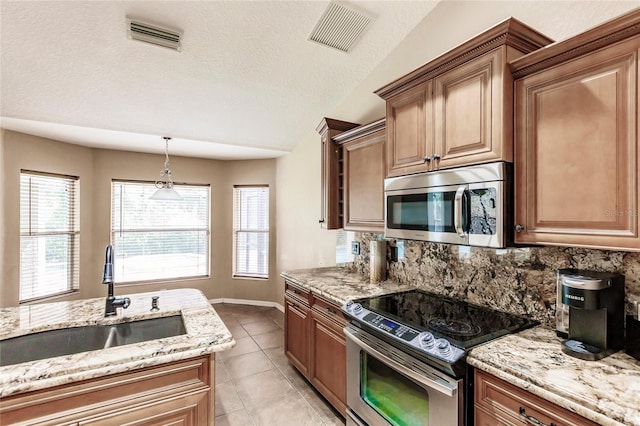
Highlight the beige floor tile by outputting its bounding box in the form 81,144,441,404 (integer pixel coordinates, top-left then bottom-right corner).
234,369,296,407
251,329,284,349
225,351,274,379
215,409,256,426
219,336,261,360
242,319,280,335
215,381,244,416
215,359,232,384
234,312,273,326
247,394,325,426
226,323,250,339
300,386,343,422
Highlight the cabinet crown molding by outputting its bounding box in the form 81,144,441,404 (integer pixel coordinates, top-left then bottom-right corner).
375,17,553,100
315,117,360,135
510,8,640,78
332,118,385,145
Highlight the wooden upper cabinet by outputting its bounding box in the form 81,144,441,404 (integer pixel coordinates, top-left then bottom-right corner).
316,118,359,229
385,82,432,176
511,9,640,250
376,18,553,178
334,119,386,232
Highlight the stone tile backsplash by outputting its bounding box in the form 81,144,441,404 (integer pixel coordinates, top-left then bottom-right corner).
349,233,640,327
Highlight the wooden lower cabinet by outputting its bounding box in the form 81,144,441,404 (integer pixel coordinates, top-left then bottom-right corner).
310,296,347,415
284,281,347,416
0,355,213,425
284,282,312,377
475,369,598,426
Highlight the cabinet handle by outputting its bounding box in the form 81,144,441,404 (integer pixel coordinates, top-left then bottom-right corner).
519,407,556,426
423,156,431,163
432,154,440,161
514,224,525,233
325,307,336,314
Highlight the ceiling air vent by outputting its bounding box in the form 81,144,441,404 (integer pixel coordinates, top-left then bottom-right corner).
308,2,373,53
127,19,182,51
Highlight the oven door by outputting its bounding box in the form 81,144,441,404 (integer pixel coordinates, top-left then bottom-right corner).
345,327,463,426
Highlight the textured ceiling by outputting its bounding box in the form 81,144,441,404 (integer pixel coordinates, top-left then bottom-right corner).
0,1,438,160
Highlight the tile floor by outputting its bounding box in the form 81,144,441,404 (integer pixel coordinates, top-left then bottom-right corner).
213,303,346,426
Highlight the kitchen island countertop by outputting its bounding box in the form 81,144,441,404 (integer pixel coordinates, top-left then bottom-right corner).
468,326,640,426
0,288,235,398
281,266,415,305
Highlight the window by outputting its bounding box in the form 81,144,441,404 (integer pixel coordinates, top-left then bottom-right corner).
20,171,79,302
111,181,210,284
233,185,269,279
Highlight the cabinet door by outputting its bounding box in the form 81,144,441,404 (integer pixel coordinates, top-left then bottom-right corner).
344,128,385,231
284,296,310,377
310,299,347,416
79,390,209,426
514,37,639,250
434,48,508,169
386,82,433,177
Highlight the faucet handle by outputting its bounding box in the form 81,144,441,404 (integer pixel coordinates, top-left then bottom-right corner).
123,297,131,309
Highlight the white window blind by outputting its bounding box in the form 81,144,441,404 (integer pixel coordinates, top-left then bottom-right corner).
111,181,210,284
233,186,269,279
20,171,79,302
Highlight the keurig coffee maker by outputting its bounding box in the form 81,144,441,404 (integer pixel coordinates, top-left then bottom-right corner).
556,269,625,360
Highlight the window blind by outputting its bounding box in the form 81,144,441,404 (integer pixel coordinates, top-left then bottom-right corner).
111,181,210,283
20,171,79,302
233,186,269,279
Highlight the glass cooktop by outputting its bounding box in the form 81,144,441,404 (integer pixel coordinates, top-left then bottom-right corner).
356,289,536,349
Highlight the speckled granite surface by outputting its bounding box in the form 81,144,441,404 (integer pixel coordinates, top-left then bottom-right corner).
354,233,640,327
281,267,415,305
468,327,640,426
0,289,235,398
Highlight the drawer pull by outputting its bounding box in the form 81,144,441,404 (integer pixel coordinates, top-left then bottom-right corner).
325,307,336,314
519,407,556,426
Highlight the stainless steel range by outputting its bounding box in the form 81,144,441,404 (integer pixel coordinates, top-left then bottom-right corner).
342,290,536,426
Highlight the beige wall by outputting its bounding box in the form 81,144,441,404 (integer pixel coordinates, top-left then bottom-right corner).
273,1,639,305
1,130,278,307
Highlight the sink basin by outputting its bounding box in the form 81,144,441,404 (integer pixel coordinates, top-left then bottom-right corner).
0,315,186,367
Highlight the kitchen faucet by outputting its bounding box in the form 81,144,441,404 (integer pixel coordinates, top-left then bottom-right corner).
102,244,130,317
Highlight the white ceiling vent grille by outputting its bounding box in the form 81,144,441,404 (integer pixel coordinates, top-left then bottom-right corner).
127,19,182,51
308,2,373,53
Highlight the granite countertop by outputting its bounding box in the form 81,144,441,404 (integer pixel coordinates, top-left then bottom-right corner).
468,326,640,426
281,266,415,305
0,288,235,398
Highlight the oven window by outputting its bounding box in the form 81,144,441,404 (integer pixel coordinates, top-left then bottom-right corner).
387,192,455,232
360,352,429,426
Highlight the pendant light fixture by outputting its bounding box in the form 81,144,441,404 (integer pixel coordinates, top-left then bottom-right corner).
150,137,182,200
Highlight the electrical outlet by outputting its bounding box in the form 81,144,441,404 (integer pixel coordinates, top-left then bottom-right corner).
351,241,360,255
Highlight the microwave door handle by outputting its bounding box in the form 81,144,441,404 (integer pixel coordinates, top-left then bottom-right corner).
454,186,466,238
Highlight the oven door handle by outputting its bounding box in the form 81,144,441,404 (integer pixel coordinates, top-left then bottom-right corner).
454,186,466,238
345,329,457,398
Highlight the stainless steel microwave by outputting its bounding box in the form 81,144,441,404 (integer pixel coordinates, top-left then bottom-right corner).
384,162,512,248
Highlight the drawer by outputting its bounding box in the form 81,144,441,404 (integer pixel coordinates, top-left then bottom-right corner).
312,295,346,328
285,281,311,305
475,369,599,426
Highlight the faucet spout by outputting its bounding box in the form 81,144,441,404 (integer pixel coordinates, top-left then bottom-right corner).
102,244,130,317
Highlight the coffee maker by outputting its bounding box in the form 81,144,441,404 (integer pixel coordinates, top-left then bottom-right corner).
556,269,625,360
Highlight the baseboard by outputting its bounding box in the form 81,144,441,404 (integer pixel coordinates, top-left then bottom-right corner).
209,297,284,313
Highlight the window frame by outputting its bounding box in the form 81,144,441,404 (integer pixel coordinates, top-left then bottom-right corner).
19,170,80,303
232,184,270,280
110,179,211,285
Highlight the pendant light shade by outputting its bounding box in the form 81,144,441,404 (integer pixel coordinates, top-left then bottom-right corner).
150,137,182,201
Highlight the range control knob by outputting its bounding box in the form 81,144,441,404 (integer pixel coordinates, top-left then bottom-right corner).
435,338,452,358
344,301,354,311
418,332,435,349
351,303,363,315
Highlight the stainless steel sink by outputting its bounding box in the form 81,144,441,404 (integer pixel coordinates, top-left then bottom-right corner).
0,315,186,367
